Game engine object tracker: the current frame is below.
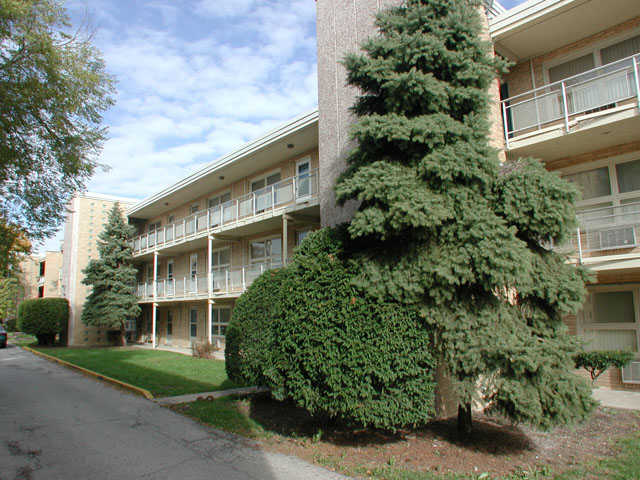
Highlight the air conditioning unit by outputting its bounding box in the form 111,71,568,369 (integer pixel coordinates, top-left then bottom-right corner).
621,361,640,384
595,226,636,251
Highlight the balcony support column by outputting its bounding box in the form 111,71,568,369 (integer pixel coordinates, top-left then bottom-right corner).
560,82,570,133
152,302,157,349
152,251,158,348
207,299,213,345
633,55,640,109
576,227,583,265
207,236,213,298
282,214,289,265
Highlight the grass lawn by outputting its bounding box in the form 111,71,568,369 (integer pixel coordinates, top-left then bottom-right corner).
32,347,238,397
173,395,640,480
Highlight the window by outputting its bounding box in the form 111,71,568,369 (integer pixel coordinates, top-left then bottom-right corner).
167,215,175,224
190,309,198,338
148,222,161,232
296,230,311,246
167,260,174,280
125,318,136,332
601,34,640,65
146,264,153,281
167,311,173,337
581,288,639,356
548,53,595,84
39,261,45,276
250,237,282,266
564,167,611,201
296,158,312,199
251,172,281,192
38,286,44,298
211,307,231,337
211,248,231,271
208,192,231,208
190,204,199,214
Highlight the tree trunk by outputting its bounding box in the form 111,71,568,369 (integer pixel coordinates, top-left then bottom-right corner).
457,403,472,437
120,325,127,346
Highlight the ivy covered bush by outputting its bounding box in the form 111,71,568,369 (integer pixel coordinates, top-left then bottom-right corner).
226,228,437,430
17,298,68,345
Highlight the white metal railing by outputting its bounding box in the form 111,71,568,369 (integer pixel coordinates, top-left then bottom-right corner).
501,53,640,148
136,261,283,301
131,169,319,255
556,202,640,261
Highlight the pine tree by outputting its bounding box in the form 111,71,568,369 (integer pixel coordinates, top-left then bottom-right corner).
336,0,595,433
81,203,140,345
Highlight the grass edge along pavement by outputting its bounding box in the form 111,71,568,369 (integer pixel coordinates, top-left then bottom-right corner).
23,345,154,399
29,346,237,397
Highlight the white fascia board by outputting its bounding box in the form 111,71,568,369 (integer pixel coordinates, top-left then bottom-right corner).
489,0,588,37
126,109,319,218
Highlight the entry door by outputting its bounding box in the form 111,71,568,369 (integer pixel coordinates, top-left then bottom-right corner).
189,254,198,292
190,309,198,341
296,158,311,200
167,260,174,296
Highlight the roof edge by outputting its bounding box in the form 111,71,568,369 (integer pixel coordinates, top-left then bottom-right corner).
126,109,319,218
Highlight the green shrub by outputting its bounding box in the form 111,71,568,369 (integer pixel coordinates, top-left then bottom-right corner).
225,267,289,386
226,228,436,430
17,298,68,345
574,350,635,384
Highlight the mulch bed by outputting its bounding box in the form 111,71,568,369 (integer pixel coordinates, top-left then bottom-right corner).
238,395,640,477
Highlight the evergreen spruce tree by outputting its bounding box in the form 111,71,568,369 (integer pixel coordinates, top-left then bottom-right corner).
81,203,140,345
336,0,595,433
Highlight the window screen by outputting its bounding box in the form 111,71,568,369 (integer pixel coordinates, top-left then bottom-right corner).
548,53,595,83
585,329,637,351
592,291,635,324
601,35,640,65
564,167,611,200
616,159,640,193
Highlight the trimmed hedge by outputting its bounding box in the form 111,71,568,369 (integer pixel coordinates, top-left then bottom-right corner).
226,228,436,430
17,298,69,345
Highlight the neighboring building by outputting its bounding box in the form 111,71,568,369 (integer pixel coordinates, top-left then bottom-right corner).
61,192,137,346
17,251,63,301
491,0,640,389
127,111,319,351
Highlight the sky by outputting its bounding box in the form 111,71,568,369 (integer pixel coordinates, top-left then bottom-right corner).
38,0,528,252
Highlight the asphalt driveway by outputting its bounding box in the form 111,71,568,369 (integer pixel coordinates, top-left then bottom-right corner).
0,345,347,480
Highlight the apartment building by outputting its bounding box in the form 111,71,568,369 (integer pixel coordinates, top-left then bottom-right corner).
17,251,63,301
127,111,319,351
491,0,640,389
61,192,138,346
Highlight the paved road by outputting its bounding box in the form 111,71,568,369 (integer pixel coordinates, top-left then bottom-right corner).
0,345,348,480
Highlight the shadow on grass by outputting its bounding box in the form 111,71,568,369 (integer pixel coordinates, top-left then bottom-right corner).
33,346,238,397
245,393,534,456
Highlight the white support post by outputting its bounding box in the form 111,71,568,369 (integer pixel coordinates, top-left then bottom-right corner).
633,55,640,109
207,300,213,345
242,266,246,290
207,236,213,297
501,101,510,150
576,226,583,265
561,82,570,133
282,215,288,265
271,185,276,212
152,252,158,348
152,303,157,349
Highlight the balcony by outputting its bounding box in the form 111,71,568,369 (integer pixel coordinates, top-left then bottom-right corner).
558,202,640,267
131,169,319,256
137,262,283,302
501,54,640,163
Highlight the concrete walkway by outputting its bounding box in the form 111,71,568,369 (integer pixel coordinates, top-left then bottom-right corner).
156,386,270,405
593,388,640,410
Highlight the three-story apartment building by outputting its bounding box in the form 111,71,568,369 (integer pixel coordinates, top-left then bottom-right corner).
127,111,320,352
491,0,640,389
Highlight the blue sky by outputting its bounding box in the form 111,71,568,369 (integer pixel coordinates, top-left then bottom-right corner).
39,0,528,251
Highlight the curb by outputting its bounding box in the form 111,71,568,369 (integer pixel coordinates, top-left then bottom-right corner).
155,386,270,405
22,346,155,400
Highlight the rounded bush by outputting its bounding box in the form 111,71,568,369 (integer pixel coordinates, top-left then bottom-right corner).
226,228,436,430
17,298,68,345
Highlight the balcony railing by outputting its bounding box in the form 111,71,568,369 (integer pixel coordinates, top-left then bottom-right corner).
501,53,640,147
131,169,319,255
556,202,640,261
136,261,283,301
